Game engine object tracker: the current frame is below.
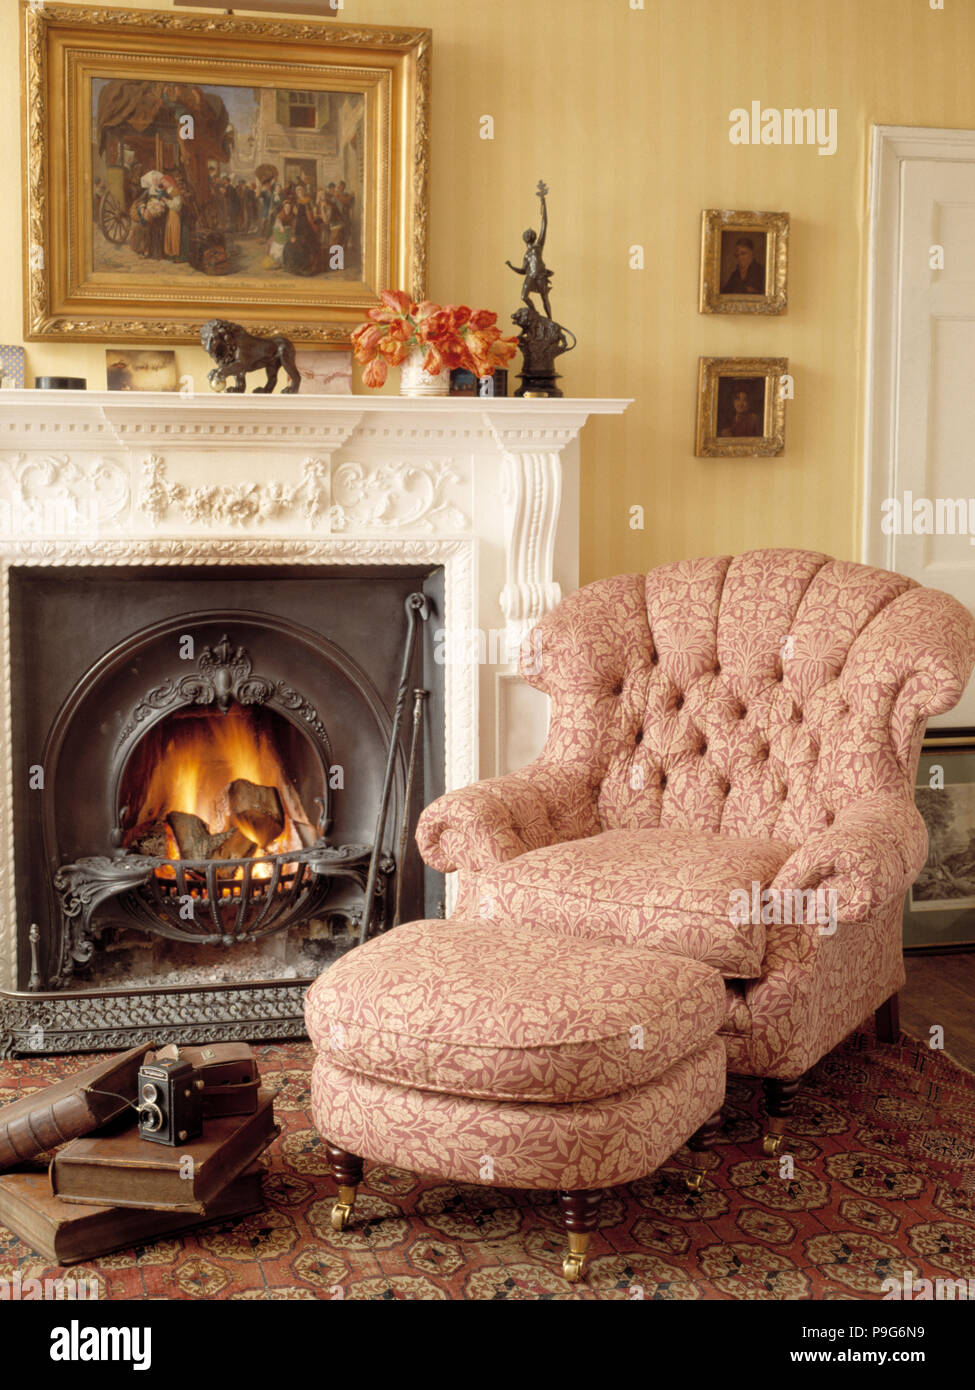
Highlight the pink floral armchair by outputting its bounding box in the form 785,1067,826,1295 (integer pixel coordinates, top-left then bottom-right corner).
417,549,975,1148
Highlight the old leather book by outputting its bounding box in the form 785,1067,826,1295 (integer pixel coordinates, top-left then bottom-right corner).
50,1091,278,1213
201,1078,261,1119
0,1044,152,1172
147,1043,257,1087
0,1162,265,1266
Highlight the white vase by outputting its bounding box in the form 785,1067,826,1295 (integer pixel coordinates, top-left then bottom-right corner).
399,347,450,397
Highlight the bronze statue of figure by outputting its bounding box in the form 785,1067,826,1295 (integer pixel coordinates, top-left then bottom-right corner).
505,181,575,397
506,180,554,320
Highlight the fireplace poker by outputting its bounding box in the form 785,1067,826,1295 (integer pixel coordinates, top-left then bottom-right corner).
393,688,429,928
358,592,430,946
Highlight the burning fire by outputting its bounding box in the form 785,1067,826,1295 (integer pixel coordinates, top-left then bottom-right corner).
121,705,313,867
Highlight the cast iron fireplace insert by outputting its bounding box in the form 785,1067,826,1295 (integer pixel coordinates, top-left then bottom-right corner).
3,564,444,1052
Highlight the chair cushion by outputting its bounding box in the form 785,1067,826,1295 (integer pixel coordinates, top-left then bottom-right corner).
304,918,726,1104
472,828,795,978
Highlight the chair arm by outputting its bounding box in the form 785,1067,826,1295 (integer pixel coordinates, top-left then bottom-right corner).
416,763,601,874
769,794,928,924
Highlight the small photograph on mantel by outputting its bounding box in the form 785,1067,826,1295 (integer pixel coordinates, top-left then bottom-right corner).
105,348,178,392
294,349,353,394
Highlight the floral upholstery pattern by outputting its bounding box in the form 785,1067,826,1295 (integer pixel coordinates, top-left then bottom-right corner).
416,549,975,1079
305,919,726,1103
311,1039,726,1191
467,828,794,978
769,793,928,923
415,765,601,876
723,898,907,1078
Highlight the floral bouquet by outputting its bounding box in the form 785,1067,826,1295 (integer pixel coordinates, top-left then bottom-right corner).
352,291,517,388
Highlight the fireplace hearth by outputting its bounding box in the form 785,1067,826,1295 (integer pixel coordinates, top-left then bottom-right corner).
8,563,442,1046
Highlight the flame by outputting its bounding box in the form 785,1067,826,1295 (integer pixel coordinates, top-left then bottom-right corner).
121,705,312,861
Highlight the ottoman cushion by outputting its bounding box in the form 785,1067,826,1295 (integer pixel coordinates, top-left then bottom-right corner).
304,918,726,1104
311,1040,726,1191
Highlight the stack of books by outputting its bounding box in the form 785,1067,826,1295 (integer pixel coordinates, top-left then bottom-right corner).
0,1043,277,1265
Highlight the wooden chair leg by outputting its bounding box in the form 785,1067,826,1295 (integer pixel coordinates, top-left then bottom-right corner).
762,1076,802,1156
326,1143,364,1232
875,992,900,1044
558,1189,601,1284
685,1108,723,1192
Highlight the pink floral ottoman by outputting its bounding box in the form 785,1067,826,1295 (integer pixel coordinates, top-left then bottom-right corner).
306,918,727,1281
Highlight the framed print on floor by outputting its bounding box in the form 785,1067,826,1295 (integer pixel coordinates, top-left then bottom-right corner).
905,728,975,951
21,3,430,346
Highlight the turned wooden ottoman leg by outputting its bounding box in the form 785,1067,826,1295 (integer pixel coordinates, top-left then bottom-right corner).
326,1143,364,1232
762,1077,802,1156
558,1189,601,1284
875,992,900,1044
685,1109,723,1192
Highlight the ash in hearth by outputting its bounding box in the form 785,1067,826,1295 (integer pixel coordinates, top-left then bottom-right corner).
87,915,357,989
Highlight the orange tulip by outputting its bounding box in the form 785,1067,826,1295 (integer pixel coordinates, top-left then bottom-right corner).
422,344,445,375
378,335,411,366
416,310,450,341
352,324,385,358
363,357,388,388
379,289,411,315
385,317,412,343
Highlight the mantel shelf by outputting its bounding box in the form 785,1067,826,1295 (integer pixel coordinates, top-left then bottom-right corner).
0,389,632,452
0,389,631,411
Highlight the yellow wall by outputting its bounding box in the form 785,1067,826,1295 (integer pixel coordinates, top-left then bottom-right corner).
3,0,973,582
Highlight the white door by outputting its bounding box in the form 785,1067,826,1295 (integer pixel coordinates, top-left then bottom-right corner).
865,127,975,728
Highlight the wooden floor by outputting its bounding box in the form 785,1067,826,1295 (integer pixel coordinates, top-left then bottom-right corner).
901,950,975,1072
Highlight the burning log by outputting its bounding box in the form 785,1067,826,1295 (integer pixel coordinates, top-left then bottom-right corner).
128,821,170,858
213,828,257,882
166,812,236,860
213,828,257,862
228,779,284,850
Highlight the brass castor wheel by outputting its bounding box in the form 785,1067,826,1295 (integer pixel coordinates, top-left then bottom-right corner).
762,1132,784,1157
684,1170,705,1193
330,1201,353,1232
330,1183,358,1232
562,1232,590,1284
563,1250,588,1283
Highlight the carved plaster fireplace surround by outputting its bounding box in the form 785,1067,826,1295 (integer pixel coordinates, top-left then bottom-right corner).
0,389,628,1055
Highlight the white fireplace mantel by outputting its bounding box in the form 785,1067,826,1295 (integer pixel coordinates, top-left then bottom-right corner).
0,389,630,988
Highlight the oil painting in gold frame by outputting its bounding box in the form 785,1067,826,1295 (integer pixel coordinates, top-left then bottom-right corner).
22,3,430,346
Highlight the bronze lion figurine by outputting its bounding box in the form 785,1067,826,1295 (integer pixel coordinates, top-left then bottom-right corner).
200,319,301,394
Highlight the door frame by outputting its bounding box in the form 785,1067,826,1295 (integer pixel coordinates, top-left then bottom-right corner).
863,124,975,568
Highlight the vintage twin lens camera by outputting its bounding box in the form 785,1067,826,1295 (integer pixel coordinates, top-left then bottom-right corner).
137,1057,204,1146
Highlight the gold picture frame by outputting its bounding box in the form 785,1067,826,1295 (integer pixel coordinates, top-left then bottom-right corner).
699,210,789,315
905,729,975,952
695,357,789,457
21,3,430,346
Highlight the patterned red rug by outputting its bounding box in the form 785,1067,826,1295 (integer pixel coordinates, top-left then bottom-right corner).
1,1024,974,1300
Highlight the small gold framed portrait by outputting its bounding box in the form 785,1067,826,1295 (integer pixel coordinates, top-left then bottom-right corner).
699,210,789,315
695,357,789,457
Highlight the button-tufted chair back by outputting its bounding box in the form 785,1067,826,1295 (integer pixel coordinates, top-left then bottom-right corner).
523,549,974,846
